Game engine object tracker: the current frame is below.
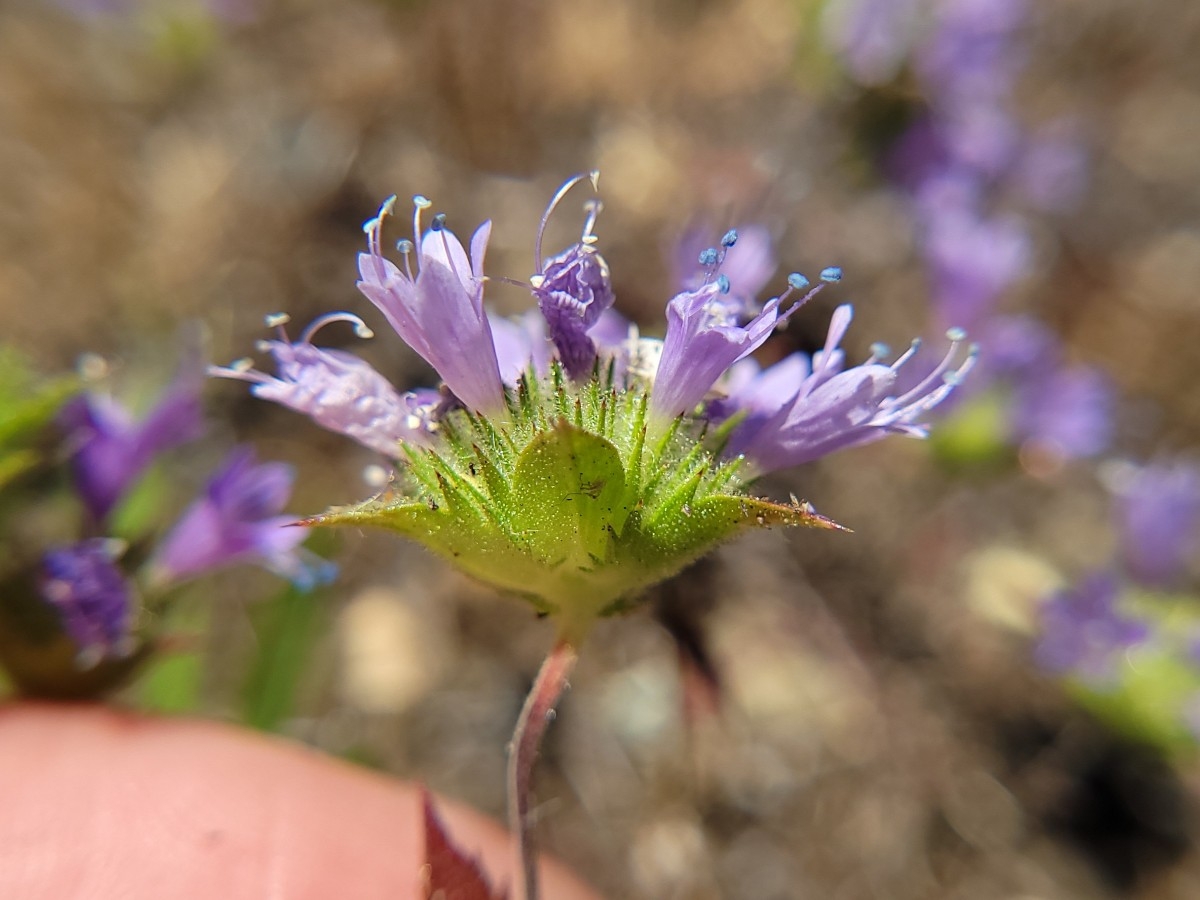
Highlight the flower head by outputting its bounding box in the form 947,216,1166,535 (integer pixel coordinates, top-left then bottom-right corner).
211,312,435,458
39,540,136,667
220,176,969,641
61,359,205,522
152,447,330,588
356,195,505,415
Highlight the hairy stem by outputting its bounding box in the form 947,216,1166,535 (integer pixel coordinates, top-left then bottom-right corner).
507,640,579,900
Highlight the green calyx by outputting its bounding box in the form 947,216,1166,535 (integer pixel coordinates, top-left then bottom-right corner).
309,364,841,642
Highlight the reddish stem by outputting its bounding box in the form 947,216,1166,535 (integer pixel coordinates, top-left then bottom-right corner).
507,640,579,900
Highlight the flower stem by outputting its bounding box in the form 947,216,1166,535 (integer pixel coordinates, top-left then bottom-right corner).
507,640,579,900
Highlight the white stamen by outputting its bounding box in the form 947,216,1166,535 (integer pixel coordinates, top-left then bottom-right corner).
364,195,397,283
264,312,291,328
299,312,375,345
776,282,830,328
535,172,597,273
892,332,969,407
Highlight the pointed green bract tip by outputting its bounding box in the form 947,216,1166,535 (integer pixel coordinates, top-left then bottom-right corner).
309,371,842,642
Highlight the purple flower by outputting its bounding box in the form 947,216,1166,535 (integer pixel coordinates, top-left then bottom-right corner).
649,281,781,422
716,306,976,472
356,195,505,415
1117,461,1200,588
152,447,330,588
211,313,434,458
532,243,616,379
528,177,618,379
1010,364,1113,460
39,540,135,667
60,361,205,523
1034,572,1149,683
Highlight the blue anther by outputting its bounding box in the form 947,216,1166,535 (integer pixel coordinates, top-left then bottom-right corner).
431,213,447,231
698,247,719,267
721,229,739,248
716,274,731,294
945,326,967,342
396,239,414,254
870,342,890,359
787,272,809,291
819,266,843,283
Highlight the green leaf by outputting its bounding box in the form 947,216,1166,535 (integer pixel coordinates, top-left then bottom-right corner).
241,583,326,732
511,420,629,568
0,348,77,452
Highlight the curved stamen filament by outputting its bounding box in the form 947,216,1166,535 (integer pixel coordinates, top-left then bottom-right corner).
363,195,398,283
412,194,431,277
534,170,600,273
891,331,970,408
299,312,375,345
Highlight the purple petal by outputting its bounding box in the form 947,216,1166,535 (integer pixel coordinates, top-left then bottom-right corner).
356,206,504,414
490,310,550,384
39,540,135,666
153,447,329,587
650,284,780,421
244,339,433,457
61,361,205,523
532,243,617,379
720,306,975,473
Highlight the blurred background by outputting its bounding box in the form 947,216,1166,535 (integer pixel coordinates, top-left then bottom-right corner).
3,0,1200,896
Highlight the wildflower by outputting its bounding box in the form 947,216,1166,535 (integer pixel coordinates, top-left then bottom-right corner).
210,312,434,458
714,306,976,473
1034,572,1149,684
1116,461,1200,588
60,360,204,523
152,447,330,588
648,239,836,423
356,195,505,415
220,177,969,641
38,539,136,667
529,174,617,380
